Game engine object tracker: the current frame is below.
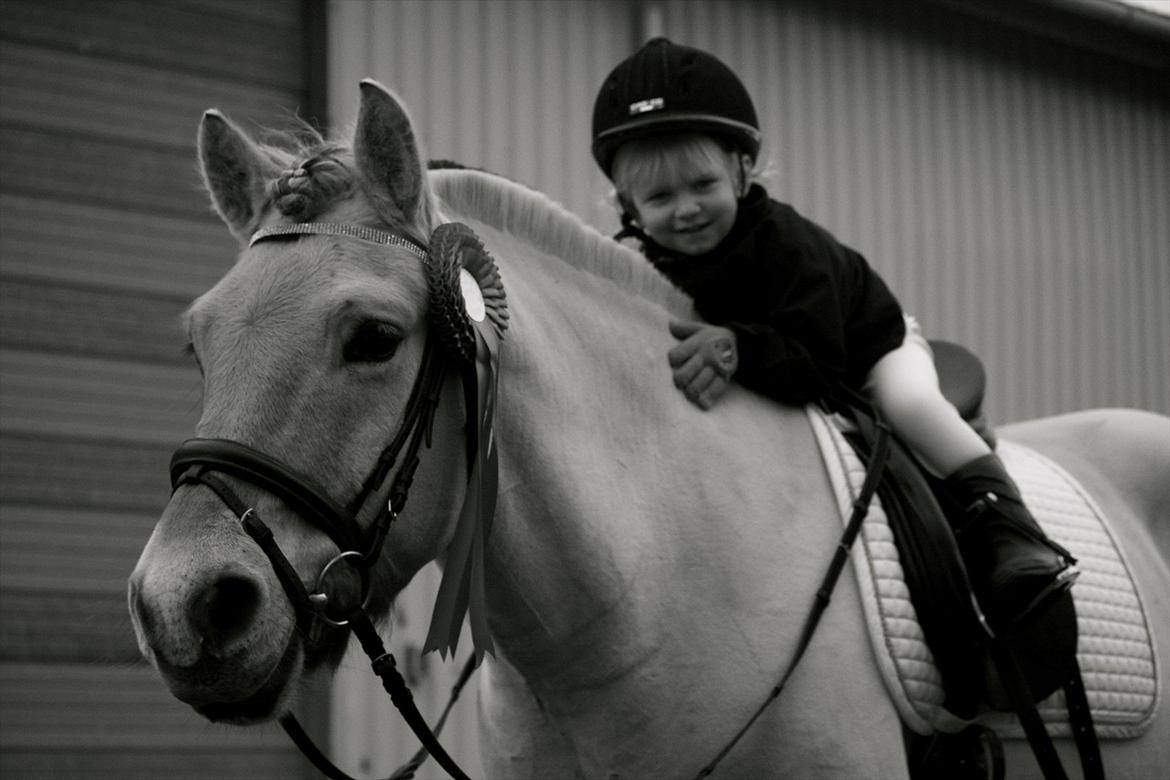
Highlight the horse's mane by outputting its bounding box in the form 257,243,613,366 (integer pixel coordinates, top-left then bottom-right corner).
430,168,693,318
245,121,689,316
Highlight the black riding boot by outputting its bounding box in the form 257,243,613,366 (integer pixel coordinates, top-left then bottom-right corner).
945,454,1079,633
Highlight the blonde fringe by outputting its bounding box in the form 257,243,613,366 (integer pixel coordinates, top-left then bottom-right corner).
429,169,692,318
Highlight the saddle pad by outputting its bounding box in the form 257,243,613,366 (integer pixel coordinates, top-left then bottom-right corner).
806,407,1158,739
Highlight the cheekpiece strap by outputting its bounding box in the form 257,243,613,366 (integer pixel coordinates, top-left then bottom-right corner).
249,222,428,259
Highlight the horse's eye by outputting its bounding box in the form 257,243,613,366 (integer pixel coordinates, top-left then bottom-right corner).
344,321,401,363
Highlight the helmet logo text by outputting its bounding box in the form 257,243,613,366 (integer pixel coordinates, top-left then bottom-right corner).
628,97,665,115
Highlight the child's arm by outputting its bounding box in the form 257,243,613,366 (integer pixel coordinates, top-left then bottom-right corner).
724,318,839,404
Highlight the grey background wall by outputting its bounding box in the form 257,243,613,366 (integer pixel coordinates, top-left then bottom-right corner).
0,1,324,776
1,1,1166,777
330,0,1170,425
326,0,1168,771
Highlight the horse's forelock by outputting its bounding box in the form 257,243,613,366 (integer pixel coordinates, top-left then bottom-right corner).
248,123,443,244
267,148,356,222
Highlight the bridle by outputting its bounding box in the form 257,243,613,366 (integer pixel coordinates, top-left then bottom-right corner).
170,332,446,635
168,222,485,780
163,221,911,780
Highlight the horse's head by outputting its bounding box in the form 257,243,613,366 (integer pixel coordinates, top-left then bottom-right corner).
127,81,478,723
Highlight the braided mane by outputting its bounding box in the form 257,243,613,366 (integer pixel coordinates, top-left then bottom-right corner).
249,124,442,244
267,147,355,221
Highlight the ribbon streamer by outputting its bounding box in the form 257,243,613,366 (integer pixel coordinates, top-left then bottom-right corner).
423,224,506,664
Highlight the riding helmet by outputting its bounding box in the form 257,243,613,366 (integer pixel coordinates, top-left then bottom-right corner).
592,37,761,177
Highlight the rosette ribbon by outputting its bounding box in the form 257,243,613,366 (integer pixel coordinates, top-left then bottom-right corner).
422,223,508,665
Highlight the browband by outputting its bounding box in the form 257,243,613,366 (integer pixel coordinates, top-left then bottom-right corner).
250,222,428,259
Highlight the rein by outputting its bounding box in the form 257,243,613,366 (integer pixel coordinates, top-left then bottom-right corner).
695,405,893,778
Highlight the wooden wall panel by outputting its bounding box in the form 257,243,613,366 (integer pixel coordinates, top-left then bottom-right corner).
0,350,201,444
0,750,304,780
0,663,291,749
0,593,141,664
0,506,156,593
0,127,208,217
0,0,317,775
0,435,173,511
0,0,304,90
0,505,152,663
0,194,234,298
0,41,299,148
0,280,192,364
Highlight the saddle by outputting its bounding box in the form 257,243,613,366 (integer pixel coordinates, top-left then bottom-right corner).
825,341,1103,779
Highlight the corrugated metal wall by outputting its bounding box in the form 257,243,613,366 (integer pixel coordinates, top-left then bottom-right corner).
329,0,1169,427
656,0,1170,423
324,3,637,773
327,0,636,242
0,1,323,777
326,0,1168,773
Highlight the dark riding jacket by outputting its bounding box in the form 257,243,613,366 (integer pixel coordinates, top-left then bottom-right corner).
640,184,906,405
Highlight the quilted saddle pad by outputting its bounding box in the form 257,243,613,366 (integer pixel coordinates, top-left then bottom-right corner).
806,407,1159,739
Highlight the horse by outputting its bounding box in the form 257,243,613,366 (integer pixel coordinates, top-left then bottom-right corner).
128,79,1170,779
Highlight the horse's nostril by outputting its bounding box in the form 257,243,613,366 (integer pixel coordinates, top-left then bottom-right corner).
191,576,263,653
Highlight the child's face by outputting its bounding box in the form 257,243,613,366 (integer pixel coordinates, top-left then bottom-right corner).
621,139,742,257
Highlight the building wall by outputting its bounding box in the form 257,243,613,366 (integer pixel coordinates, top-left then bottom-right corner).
328,0,1169,425
0,1,323,777
656,0,1170,423
325,0,1168,771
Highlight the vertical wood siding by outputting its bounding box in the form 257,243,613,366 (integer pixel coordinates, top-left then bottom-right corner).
0,1,319,777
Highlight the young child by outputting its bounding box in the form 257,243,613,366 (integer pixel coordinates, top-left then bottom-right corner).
591,38,1077,634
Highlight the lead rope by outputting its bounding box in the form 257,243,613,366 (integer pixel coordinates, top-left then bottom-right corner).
694,413,893,779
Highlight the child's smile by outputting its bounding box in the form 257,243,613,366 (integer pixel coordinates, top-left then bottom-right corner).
627,150,740,256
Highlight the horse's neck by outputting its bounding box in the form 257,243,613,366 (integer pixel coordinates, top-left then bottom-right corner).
436,172,832,692
448,211,688,664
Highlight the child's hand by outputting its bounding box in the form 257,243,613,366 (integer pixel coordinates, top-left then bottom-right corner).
667,320,738,410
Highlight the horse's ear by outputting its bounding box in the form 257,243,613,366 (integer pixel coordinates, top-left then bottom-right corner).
354,79,424,224
198,110,276,243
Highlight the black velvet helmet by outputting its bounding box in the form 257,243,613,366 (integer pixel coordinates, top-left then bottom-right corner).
592,38,761,177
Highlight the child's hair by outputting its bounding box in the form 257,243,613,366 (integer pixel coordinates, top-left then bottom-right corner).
610,132,766,218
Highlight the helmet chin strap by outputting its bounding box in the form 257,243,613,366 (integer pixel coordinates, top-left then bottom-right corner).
614,209,648,243
737,153,754,197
